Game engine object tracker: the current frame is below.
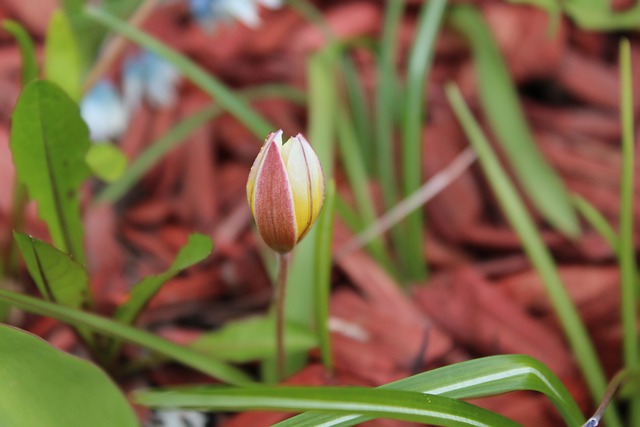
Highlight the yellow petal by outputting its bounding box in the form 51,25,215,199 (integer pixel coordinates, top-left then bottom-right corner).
282,134,324,241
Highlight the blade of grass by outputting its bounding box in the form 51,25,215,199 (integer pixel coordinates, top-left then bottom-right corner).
400,0,448,281
314,180,336,373
276,354,584,427
0,289,254,385
618,37,639,426
95,84,304,203
571,195,619,253
134,386,522,427
83,5,273,137
449,5,580,238
376,0,410,279
445,82,621,427
336,106,395,273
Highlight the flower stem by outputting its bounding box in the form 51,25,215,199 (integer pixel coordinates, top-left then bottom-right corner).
275,252,291,381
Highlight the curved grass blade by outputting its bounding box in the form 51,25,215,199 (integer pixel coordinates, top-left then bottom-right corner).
134,386,522,427
449,5,580,238
2,20,38,85
400,0,447,281
0,289,254,385
0,324,138,427
10,80,90,265
277,354,584,427
83,6,273,137
572,195,618,252
446,82,621,427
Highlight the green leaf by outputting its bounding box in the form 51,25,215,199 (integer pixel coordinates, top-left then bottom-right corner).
45,10,83,101
134,386,522,427
400,0,447,282
445,82,621,427
0,324,137,427
190,316,316,364
114,233,213,325
0,289,254,385
2,20,38,86
276,355,584,427
10,80,90,265
85,143,128,182
314,180,335,372
14,233,90,309
449,5,580,238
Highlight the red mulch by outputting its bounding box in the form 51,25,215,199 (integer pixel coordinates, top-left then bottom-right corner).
0,1,638,426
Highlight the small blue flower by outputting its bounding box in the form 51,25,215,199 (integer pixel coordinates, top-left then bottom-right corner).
189,0,283,31
80,80,129,142
123,51,181,112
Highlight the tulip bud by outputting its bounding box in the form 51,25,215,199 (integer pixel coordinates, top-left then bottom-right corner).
247,130,325,253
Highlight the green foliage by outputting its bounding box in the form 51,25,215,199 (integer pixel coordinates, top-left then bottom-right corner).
0,288,254,385
2,20,38,86
446,82,621,427
85,143,128,183
10,80,90,265
45,10,83,101
190,315,316,363
0,324,137,427
277,355,584,427
133,354,586,427
13,233,90,310
135,386,522,427
449,5,580,239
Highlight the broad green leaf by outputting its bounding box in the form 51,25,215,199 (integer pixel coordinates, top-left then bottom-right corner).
45,10,83,101
2,20,38,86
83,6,273,137
190,316,316,363
114,233,213,325
85,143,128,182
134,386,522,427
449,5,580,238
10,80,90,265
276,355,584,427
0,289,254,385
446,83,621,427
0,324,137,427
14,233,90,309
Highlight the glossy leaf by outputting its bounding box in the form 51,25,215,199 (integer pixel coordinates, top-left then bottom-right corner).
449,5,580,238
0,289,254,385
45,10,83,101
0,324,137,427
14,233,90,309
85,143,128,182
2,20,38,86
10,80,90,265
134,386,522,427
190,315,316,363
277,355,584,427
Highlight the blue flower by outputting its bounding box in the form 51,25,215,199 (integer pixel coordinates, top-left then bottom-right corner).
80,80,128,142
122,51,181,112
189,0,283,30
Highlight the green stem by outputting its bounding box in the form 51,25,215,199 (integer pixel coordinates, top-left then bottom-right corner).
275,252,291,381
